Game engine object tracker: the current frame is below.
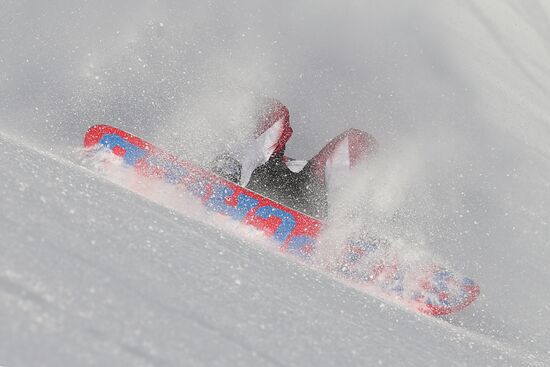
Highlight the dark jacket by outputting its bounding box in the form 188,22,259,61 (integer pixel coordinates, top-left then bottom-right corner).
245,151,328,219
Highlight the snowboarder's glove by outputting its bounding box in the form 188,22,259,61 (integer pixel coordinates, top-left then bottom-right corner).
210,153,242,184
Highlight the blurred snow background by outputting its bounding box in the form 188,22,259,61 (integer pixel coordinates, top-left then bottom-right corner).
2,0,550,365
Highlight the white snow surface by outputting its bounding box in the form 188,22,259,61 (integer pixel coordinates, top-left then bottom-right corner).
2,1,550,366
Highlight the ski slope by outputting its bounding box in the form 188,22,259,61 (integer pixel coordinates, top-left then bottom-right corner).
2,0,550,366
0,132,537,367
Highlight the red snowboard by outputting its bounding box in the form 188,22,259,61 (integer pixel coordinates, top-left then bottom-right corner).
84,124,480,316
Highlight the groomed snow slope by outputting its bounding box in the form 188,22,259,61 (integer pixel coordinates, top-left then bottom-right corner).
0,133,540,367
2,0,550,365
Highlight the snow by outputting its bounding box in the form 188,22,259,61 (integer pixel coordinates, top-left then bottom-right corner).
2,1,550,366
0,132,536,367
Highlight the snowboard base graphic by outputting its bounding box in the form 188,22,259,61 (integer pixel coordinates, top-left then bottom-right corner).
84,124,480,316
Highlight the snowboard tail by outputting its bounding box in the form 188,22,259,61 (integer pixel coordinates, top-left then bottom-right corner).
83,124,480,316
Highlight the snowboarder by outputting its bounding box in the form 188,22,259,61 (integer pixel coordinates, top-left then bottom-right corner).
210,99,377,219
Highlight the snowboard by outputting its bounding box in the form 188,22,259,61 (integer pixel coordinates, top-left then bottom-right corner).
84,124,480,316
